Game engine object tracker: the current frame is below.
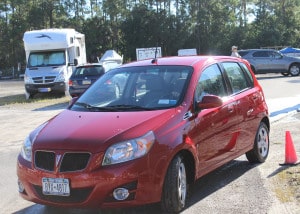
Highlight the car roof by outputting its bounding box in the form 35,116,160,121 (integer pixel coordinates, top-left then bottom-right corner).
239,49,278,52
76,63,103,68
120,55,245,68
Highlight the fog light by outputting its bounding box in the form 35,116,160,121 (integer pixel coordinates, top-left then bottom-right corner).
113,188,129,200
18,179,25,193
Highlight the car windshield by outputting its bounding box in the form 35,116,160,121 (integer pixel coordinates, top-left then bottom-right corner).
70,65,193,112
28,51,66,67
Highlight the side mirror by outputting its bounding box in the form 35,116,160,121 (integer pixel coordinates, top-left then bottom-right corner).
74,59,78,66
197,95,223,109
68,59,78,66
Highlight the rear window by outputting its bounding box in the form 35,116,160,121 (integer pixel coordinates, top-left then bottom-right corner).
73,66,105,77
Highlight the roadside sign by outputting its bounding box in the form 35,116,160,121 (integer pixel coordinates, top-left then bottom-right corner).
178,49,197,56
136,47,162,61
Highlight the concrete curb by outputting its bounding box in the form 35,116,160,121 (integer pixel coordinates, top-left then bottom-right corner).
270,110,299,123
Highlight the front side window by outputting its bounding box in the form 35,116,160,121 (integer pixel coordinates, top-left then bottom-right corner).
28,51,66,67
70,65,193,112
195,64,226,102
270,51,282,59
222,62,250,94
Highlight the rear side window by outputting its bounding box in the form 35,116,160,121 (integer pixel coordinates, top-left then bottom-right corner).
252,51,269,57
222,62,251,94
240,63,254,87
238,51,249,57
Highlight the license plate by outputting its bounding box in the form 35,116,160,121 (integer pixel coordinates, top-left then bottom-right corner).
82,80,91,85
42,178,70,196
38,88,51,92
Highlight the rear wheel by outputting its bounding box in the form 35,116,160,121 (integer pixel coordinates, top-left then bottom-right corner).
289,64,300,76
161,155,188,213
246,122,269,163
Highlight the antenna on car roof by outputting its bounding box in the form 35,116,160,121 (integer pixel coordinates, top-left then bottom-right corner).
151,43,158,64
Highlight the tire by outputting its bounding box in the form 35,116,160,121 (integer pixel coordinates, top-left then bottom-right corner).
161,155,188,213
289,64,300,76
246,122,269,163
281,72,289,76
25,90,34,100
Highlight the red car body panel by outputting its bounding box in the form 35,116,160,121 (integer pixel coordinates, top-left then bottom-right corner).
17,56,269,209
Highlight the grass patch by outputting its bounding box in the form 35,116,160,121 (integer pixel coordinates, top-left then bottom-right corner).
0,93,69,106
274,165,300,203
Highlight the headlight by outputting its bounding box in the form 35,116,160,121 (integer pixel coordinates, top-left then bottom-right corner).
24,74,33,84
102,131,155,166
20,136,33,162
20,122,47,162
55,72,65,82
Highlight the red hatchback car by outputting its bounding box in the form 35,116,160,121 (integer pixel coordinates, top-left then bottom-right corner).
17,56,269,213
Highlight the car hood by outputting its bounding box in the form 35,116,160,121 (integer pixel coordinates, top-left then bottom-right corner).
32,109,177,153
26,66,64,77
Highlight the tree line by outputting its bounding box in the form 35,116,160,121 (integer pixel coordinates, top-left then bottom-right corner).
0,0,300,73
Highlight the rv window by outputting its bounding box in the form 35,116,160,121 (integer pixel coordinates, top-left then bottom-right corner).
76,47,80,57
70,37,74,44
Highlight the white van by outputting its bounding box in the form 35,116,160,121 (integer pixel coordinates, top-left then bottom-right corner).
23,28,86,99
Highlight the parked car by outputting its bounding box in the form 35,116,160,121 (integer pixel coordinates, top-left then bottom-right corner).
68,63,105,97
17,55,270,213
239,49,300,76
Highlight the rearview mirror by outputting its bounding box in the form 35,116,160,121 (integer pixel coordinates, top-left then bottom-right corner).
197,95,223,109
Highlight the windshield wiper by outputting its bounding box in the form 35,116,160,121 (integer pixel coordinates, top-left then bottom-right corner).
74,102,116,112
107,105,153,111
74,103,153,111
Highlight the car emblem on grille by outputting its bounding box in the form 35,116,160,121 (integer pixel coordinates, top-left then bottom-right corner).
56,154,61,167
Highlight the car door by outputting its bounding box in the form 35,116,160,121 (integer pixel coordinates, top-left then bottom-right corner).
251,50,270,72
222,62,262,151
267,50,287,72
190,64,240,175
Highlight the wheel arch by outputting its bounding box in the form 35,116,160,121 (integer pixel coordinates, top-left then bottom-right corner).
175,149,196,185
261,116,270,132
288,62,300,76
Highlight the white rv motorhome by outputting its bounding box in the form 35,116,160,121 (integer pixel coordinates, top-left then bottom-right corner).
23,28,86,99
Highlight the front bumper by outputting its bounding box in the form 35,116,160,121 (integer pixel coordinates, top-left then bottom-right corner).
25,82,67,94
16,154,163,209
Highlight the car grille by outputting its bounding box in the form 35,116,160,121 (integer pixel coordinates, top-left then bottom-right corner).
33,185,93,203
34,151,91,172
32,76,56,84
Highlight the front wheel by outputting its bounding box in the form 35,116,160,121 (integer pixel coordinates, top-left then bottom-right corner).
25,90,35,100
246,122,269,163
161,155,188,213
289,64,300,76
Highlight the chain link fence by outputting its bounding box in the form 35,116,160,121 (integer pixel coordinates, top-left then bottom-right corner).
0,66,25,80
